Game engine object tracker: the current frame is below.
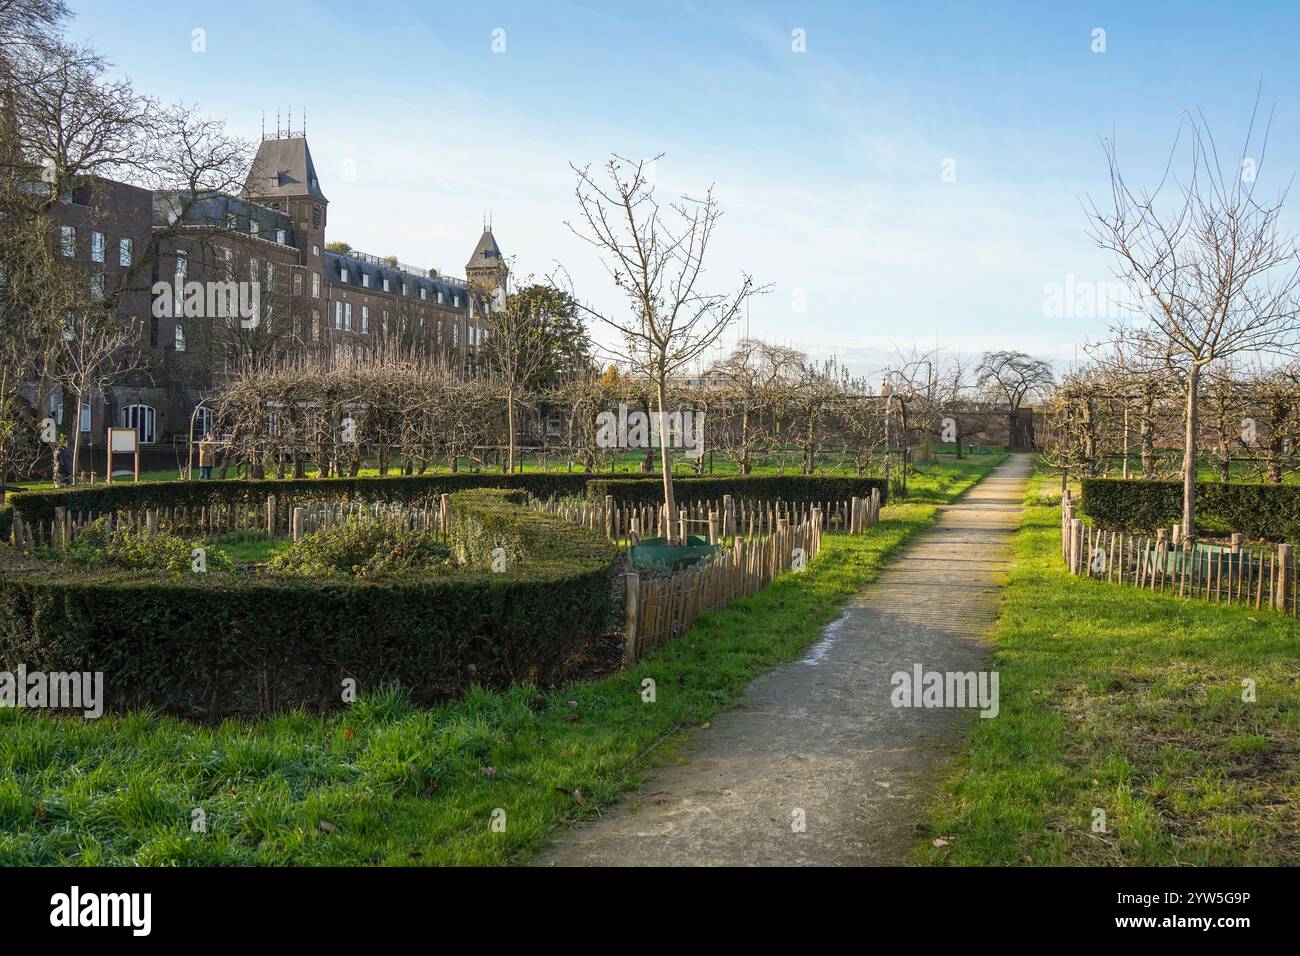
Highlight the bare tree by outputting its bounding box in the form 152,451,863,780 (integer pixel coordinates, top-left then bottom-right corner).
52,305,144,477
1087,99,1300,539
563,154,762,540
474,271,546,473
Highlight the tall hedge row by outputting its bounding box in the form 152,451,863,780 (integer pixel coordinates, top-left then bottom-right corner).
0,492,619,717
585,474,889,507
9,471,891,527
6,472,594,524
1080,478,1300,540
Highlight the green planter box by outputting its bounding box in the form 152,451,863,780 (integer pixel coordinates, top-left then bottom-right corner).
630,535,717,569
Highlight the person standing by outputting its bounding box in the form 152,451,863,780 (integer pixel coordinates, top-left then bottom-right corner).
198,433,216,480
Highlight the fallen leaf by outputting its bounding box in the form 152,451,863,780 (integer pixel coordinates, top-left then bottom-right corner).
932,838,950,848
342,727,354,742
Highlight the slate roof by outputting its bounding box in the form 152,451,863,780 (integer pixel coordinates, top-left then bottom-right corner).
325,250,468,307
246,137,327,202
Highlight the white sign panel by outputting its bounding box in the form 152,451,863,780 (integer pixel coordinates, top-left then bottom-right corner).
109,428,138,453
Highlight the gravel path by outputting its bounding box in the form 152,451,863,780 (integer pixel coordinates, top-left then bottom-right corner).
535,454,1033,866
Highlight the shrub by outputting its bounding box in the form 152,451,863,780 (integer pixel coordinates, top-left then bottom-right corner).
269,516,451,578
1080,478,1300,541
0,491,620,716
60,516,231,575
584,474,889,507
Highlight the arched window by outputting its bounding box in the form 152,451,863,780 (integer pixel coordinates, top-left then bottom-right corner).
121,404,156,444
193,406,212,438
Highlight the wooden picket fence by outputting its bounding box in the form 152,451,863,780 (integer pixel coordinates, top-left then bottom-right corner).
529,489,881,548
1059,491,1297,617
621,512,824,665
7,493,456,552
9,488,884,554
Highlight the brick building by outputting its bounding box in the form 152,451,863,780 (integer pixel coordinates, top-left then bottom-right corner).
48,131,505,470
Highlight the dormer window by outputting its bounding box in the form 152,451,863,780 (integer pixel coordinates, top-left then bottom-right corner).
249,220,259,236
420,287,427,300
382,277,390,292
276,228,286,244
361,273,370,288
340,267,349,283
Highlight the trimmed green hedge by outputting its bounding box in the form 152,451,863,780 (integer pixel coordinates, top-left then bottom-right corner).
585,475,889,507
1080,478,1300,541
10,472,891,527
0,491,619,717
7,473,595,525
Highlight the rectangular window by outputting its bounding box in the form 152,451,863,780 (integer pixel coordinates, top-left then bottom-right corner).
382,277,390,292
174,322,186,351
226,213,238,230
293,272,303,296
175,254,187,283
249,258,258,281
420,287,427,300
312,244,319,256
60,225,75,256
276,228,286,244
266,261,274,288
361,273,370,288
311,309,320,340
344,302,352,331
90,231,104,263
383,310,389,333
80,402,91,433
249,220,259,236
335,301,343,330
312,272,320,297
361,305,369,333
340,267,349,284
119,237,132,266
90,273,104,299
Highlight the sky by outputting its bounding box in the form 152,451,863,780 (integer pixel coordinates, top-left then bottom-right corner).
64,0,1300,380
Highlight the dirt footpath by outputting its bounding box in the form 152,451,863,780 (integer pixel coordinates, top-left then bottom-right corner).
535,454,1032,866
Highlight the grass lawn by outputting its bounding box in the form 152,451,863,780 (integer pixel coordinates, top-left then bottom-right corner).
4,444,1001,491
0,457,1003,865
916,466,1300,866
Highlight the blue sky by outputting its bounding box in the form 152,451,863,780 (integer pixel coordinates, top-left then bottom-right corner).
66,0,1300,376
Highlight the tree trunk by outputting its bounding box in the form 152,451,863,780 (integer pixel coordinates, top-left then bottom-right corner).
1121,401,1130,479
71,390,84,481
1182,367,1200,543
507,388,516,473
655,373,676,543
